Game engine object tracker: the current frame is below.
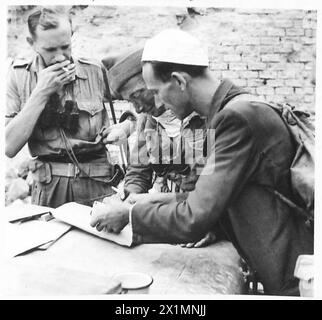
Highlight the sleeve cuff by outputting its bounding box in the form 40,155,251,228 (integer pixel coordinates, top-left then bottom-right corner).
129,203,144,245
124,184,147,194
129,203,135,228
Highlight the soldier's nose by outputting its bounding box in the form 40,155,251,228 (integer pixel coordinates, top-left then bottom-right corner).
53,54,67,63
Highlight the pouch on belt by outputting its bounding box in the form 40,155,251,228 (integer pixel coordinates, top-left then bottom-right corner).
28,160,52,184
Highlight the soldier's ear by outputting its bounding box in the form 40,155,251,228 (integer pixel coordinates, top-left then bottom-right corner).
171,72,188,91
26,36,34,47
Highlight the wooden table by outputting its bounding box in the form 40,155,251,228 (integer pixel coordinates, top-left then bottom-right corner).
0,227,245,296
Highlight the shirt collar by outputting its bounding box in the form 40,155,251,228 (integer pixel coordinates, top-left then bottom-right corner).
28,54,88,80
207,78,248,122
182,111,206,130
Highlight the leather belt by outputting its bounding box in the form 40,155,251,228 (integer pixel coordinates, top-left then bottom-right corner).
48,162,113,178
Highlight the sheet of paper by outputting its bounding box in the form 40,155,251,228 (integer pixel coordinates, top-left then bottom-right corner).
5,203,53,222
38,241,54,250
4,219,72,258
52,202,133,247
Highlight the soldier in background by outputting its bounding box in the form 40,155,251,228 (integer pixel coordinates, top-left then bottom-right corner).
101,48,220,248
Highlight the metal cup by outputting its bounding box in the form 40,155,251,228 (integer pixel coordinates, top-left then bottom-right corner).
113,272,153,295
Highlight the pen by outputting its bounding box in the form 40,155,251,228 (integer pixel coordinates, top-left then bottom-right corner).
111,186,123,195
111,186,128,200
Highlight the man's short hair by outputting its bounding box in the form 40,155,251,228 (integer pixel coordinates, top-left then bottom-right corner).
146,61,207,82
28,7,72,39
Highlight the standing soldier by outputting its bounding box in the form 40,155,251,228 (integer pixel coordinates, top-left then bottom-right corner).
6,7,119,208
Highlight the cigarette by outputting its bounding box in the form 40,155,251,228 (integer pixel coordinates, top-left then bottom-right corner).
62,67,69,72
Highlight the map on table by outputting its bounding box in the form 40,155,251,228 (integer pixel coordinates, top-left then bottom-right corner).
52,202,133,247
5,219,72,258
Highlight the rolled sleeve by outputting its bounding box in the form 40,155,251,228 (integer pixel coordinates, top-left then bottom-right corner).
125,125,153,194
124,164,153,194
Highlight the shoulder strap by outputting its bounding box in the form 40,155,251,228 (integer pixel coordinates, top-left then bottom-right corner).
10,62,31,103
226,93,314,225
101,65,117,125
100,65,128,174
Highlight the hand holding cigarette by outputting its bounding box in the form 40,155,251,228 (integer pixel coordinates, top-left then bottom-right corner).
61,62,76,81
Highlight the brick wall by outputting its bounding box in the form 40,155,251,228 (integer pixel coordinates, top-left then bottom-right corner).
111,8,317,116
197,9,316,113
7,6,317,115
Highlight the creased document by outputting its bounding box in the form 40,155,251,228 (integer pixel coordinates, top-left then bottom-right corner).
5,203,52,222
5,220,72,258
52,202,133,247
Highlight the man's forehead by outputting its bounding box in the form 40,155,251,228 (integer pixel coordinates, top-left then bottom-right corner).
142,63,160,88
34,19,72,41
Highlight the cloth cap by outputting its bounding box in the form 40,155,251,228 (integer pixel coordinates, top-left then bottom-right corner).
102,48,145,98
142,29,208,66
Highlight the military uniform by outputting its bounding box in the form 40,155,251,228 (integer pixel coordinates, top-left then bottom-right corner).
102,48,208,194
124,110,208,194
6,54,116,208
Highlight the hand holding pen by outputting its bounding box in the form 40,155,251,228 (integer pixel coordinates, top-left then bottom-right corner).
111,186,130,202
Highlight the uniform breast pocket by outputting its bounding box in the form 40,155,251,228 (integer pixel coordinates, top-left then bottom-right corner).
32,126,60,141
77,100,106,139
43,127,60,141
77,100,104,116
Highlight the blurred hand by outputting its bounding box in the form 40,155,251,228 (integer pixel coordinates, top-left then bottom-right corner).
35,60,75,97
63,62,76,81
106,192,158,205
90,198,131,233
167,167,199,192
179,231,217,248
124,193,148,204
100,122,130,145
180,167,199,192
